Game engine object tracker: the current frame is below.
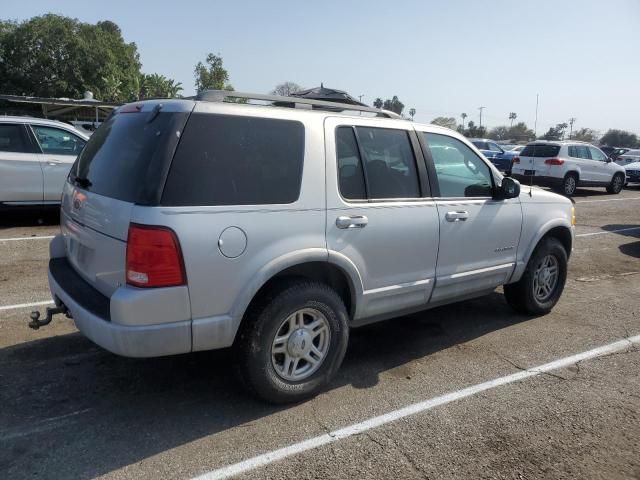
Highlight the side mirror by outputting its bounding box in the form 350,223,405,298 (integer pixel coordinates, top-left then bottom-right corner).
496,176,520,200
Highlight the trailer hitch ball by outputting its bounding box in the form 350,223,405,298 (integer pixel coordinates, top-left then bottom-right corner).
28,306,67,330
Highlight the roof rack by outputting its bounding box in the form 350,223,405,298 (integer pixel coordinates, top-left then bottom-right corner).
195,90,402,119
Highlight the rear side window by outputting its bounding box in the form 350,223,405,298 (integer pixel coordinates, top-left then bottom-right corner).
520,144,561,157
0,124,34,153
336,127,366,200
74,110,189,204
162,114,305,206
569,145,591,159
336,126,421,200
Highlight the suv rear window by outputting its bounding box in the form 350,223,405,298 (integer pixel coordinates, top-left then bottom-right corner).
520,144,561,157
73,110,188,204
162,113,305,206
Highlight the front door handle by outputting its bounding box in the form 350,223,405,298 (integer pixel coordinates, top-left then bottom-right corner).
445,211,469,222
47,161,61,166
336,215,368,229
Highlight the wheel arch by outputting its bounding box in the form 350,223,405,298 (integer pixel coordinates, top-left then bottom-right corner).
510,220,573,283
229,250,364,345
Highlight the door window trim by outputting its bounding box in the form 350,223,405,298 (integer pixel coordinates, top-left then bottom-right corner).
334,124,431,203
415,130,497,200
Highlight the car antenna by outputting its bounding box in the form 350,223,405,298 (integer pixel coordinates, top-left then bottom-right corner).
529,143,535,196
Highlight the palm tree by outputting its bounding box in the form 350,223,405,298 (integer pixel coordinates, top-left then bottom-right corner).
409,108,416,121
460,113,468,129
509,112,517,127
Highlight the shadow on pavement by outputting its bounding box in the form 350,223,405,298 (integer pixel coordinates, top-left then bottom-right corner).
0,207,59,229
0,292,531,479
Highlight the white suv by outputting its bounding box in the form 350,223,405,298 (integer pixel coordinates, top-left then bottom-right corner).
511,141,626,196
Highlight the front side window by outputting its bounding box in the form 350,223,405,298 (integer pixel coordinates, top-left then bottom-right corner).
355,127,420,199
588,146,607,161
423,133,493,198
31,126,86,155
472,141,489,150
0,124,30,153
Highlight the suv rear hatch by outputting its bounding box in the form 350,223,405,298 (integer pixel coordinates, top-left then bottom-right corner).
517,143,561,176
61,100,193,297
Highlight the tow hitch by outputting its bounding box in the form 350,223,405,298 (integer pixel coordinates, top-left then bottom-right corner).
29,304,69,330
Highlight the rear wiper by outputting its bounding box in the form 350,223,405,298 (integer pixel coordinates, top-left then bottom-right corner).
74,176,92,189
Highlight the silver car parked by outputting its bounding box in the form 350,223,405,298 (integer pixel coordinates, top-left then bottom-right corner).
33,91,575,403
0,116,88,208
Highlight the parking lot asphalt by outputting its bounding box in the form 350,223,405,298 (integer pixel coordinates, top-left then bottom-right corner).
1,187,639,480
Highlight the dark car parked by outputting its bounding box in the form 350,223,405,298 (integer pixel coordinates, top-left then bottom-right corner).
470,138,517,172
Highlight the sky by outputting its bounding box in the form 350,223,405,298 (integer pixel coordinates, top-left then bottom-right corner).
3,0,640,136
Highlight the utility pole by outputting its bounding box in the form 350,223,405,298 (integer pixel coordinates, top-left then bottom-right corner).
358,95,364,103
569,117,576,139
534,94,539,137
478,106,485,129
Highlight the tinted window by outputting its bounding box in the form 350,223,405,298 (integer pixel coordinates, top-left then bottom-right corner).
472,141,489,150
0,124,31,153
163,114,305,206
336,127,366,200
355,127,420,199
32,126,85,155
75,111,189,203
423,133,493,197
569,145,590,159
520,144,561,157
589,146,607,161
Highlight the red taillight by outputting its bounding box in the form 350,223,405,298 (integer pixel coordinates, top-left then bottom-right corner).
544,158,564,165
126,224,186,288
512,156,520,164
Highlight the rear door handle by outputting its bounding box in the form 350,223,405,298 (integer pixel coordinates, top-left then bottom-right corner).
445,211,469,222
336,215,368,229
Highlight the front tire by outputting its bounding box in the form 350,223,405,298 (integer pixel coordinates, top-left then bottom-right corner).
606,173,624,194
504,237,568,315
236,280,349,404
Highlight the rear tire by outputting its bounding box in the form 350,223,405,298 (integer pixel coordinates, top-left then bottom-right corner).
236,280,349,404
504,237,567,315
559,172,578,196
606,173,624,194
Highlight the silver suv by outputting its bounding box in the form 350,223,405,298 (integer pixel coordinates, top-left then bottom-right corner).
33,91,575,403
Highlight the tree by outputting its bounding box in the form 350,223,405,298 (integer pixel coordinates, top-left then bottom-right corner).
488,126,510,141
271,82,302,96
139,73,183,99
430,116,457,130
600,129,639,148
541,123,568,141
0,15,141,102
462,120,486,138
194,53,233,93
373,98,383,109
382,96,404,115
409,108,416,121
508,122,536,142
509,112,517,127
571,128,598,143
460,112,468,129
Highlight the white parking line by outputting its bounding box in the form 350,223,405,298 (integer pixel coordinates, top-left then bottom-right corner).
0,235,54,242
576,226,640,237
0,300,53,312
191,334,640,480
576,196,640,204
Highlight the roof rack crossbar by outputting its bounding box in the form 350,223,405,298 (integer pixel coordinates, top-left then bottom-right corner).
195,90,402,119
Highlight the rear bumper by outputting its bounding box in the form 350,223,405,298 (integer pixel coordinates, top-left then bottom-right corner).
48,257,191,357
511,174,563,189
